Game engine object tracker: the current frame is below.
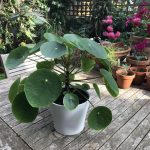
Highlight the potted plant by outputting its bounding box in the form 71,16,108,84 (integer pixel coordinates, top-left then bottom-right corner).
146,72,150,90
116,65,135,89
126,39,150,66
126,1,150,58
6,33,119,135
130,66,147,85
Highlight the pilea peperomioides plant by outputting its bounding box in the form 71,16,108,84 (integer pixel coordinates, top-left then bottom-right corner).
6,33,119,132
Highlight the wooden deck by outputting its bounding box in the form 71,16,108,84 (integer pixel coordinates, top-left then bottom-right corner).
0,77,150,150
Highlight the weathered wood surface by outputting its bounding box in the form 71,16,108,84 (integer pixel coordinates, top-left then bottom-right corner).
0,77,150,150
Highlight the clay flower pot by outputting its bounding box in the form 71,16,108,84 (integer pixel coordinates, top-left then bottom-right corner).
130,67,147,85
116,69,135,89
146,72,150,90
126,56,150,67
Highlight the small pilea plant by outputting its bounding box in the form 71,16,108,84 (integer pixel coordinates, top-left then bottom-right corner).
6,33,119,130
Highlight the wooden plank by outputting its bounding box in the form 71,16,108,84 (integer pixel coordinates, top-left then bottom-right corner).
135,131,150,150
98,103,150,150
0,118,31,150
44,88,139,150
80,93,150,150
117,114,150,150
34,88,137,150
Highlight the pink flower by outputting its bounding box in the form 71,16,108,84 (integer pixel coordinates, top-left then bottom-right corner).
132,17,141,26
107,26,113,32
115,31,121,38
103,31,109,37
106,19,113,24
107,32,116,39
134,39,148,52
107,16,113,19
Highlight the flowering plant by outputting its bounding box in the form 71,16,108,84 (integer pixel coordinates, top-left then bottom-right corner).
126,1,150,37
102,16,121,40
133,39,148,60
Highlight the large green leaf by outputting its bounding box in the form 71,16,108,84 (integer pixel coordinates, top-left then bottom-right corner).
29,41,45,54
88,106,112,130
40,41,67,58
44,33,63,44
100,69,119,97
36,61,55,70
81,57,95,73
63,93,79,110
79,38,108,59
63,34,85,50
93,83,101,99
24,69,62,107
12,92,38,123
6,46,29,69
9,78,21,103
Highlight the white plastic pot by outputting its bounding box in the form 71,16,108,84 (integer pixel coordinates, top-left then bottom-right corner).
50,100,89,135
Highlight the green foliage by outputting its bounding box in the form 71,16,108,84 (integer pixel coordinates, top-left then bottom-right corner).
9,78,21,103
24,69,62,107
93,83,101,99
36,61,55,70
7,33,119,130
100,69,119,97
12,92,38,123
88,106,112,130
81,57,95,73
6,46,29,69
63,93,79,110
0,0,48,54
40,41,67,58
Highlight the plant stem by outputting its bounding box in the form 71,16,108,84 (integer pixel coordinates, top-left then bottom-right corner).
34,54,65,72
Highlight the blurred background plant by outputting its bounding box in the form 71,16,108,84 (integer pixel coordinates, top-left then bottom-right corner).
0,0,49,54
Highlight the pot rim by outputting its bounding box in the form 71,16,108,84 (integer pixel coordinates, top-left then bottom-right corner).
53,99,89,107
52,90,90,107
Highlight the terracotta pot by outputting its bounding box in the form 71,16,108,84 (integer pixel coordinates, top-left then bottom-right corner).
131,35,150,59
112,63,131,79
116,69,135,89
146,66,150,72
126,56,150,67
146,72,150,90
130,67,147,85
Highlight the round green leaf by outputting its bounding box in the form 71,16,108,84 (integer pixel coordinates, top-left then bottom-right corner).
63,93,79,110
79,38,108,59
100,69,119,97
81,83,90,91
29,41,46,54
63,34,85,50
24,69,62,107
44,33,63,43
9,78,21,103
40,41,67,58
88,106,112,130
81,57,95,73
12,92,38,123
6,46,29,69
36,61,55,70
